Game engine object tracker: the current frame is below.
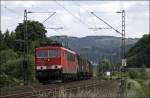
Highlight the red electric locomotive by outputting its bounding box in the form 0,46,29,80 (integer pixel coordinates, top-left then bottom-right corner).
35,43,93,83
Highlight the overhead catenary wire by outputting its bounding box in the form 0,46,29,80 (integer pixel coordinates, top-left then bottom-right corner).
42,12,56,23
46,27,63,30
91,12,122,35
26,11,56,23
2,5,56,24
73,2,112,32
1,5,22,16
1,4,61,35
55,1,101,36
74,2,94,25
75,2,123,32
55,1,91,28
1,5,24,31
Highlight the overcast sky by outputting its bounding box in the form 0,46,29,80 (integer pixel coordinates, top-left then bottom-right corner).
1,1,149,38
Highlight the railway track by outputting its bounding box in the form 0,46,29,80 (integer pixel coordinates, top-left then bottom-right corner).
0,79,120,98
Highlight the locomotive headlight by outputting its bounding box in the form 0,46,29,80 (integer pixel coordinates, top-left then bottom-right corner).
51,65,55,69
37,66,47,70
57,65,62,69
51,65,62,69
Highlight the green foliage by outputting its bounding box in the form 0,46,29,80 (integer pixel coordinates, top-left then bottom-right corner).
127,68,149,80
0,49,37,87
127,34,150,67
0,49,21,87
0,49,18,66
0,30,10,50
126,79,144,97
0,20,54,87
126,79,150,97
15,20,47,41
125,68,150,97
14,20,53,54
0,73,21,87
96,58,112,77
0,30,4,50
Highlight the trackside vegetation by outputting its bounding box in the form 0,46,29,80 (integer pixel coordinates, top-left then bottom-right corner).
0,21,54,87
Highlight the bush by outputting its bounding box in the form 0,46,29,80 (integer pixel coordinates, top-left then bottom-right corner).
127,68,149,80
96,58,112,78
126,79,150,97
0,50,37,87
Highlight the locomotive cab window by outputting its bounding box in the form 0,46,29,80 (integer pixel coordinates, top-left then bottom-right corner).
36,50,48,58
48,50,60,58
67,53,75,62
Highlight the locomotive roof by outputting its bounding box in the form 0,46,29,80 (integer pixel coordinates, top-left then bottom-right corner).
36,45,76,54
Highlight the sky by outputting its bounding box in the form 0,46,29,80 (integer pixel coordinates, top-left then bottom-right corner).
1,1,149,38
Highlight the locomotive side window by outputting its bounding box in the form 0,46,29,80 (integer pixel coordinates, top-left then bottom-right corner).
67,53,75,62
36,50,48,58
48,50,60,58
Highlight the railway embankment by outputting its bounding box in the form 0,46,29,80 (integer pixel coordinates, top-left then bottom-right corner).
0,79,120,98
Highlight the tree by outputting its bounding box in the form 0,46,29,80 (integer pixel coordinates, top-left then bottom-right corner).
3,30,11,48
14,20,53,53
0,49,19,87
0,21,54,87
0,49,36,87
127,34,150,68
1,30,17,50
0,30,4,50
97,58,112,77
15,20,47,42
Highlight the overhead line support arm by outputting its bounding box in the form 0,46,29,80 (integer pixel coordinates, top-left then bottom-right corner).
91,12,122,35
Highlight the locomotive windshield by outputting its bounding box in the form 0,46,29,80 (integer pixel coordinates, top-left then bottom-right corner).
36,50,48,58
36,50,60,58
48,50,60,57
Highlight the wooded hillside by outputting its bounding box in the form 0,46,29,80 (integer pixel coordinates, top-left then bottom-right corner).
127,34,150,68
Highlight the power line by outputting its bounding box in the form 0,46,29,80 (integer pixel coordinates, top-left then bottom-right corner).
73,2,92,18
28,11,55,13
1,5,22,16
55,1,100,36
26,11,56,23
88,27,111,31
55,1,90,28
46,27,63,30
2,5,56,24
73,2,111,33
42,12,56,23
91,12,122,35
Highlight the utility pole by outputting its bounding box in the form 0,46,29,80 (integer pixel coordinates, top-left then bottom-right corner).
23,10,56,85
23,10,28,85
116,10,126,96
91,10,126,95
121,10,126,96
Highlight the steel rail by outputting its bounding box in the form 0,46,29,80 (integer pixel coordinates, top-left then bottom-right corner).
0,79,116,98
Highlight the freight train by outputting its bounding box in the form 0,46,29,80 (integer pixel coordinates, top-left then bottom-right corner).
35,43,93,83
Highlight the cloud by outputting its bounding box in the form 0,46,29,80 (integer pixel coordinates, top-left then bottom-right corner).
1,1,149,38
80,2,121,13
14,1,35,8
1,16,12,20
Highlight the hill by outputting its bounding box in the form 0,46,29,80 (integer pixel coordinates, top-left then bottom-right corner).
127,34,150,68
49,36,139,65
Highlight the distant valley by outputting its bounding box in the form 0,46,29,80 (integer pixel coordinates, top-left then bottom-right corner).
49,36,139,65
